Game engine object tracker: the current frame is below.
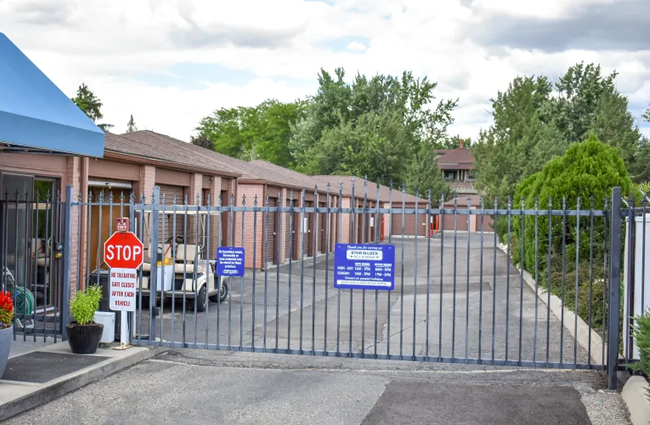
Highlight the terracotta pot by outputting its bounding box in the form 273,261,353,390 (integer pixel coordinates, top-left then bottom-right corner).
66,322,103,354
0,326,13,377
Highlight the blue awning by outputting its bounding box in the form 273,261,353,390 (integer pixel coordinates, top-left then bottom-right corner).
0,33,104,157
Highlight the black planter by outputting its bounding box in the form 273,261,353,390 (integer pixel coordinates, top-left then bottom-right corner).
66,322,104,354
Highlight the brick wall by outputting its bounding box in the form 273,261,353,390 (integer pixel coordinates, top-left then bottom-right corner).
234,184,264,269
66,157,81,295
139,165,156,202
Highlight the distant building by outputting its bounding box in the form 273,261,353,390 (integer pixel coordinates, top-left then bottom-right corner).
435,139,476,195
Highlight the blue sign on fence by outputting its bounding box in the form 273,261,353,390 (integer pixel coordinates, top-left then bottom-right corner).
334,244,395,291
216,247,245,277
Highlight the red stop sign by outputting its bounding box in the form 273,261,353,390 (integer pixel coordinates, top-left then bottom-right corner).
104,232,144,269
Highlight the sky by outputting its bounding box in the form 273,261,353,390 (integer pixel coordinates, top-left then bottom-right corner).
1,0,649,141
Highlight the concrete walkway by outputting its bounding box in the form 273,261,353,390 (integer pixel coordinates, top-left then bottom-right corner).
5,350,630,425
0,341,154,422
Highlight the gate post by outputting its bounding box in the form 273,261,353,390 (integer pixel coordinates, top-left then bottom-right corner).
608,187,623,391
60,185,74,341
149,186,160,341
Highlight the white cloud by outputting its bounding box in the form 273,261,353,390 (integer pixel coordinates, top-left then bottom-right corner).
0,0,648,139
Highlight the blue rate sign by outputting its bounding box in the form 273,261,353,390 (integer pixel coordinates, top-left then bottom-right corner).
334,244,395,291
216,247,245,277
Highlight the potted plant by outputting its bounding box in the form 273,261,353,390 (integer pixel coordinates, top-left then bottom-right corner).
66,284,103,354
0,290,14,377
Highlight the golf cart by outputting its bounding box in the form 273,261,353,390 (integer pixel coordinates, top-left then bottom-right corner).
136,209,228,312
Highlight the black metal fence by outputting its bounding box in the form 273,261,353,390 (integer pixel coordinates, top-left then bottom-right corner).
1,189,69,342
13,182,650,391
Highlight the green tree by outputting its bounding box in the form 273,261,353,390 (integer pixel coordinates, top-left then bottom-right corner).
406,141,455,202
644,104,650,122
549,62,641,174
125,115,137,133
190,134,213,150
290,67,456,195
511,134,632,274
472,75,567,204
197,99,305,167
71,83,113,132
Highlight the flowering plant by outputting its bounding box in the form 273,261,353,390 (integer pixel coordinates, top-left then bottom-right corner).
0,291,14,329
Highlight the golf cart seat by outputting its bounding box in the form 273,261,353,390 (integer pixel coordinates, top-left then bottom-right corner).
142,243,206,275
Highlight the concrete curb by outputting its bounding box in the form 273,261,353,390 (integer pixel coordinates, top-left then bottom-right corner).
622,376,650,425
0,345,159,422
496,243,605,365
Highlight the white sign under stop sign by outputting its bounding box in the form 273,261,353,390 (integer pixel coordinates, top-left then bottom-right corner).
109,268,137,311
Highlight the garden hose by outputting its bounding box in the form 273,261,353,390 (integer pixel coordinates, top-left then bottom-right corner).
11,286,35,316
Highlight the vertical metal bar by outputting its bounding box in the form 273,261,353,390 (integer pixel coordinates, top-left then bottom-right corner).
602,198,609,368
413,190,419,360
192,196,200,348
452,196,459,358
171,195,178,348
264,194,269,352
426,189,432,360
33,192,40,342
374,182,381,358
299,189,306,354
400,184,405,359
588,198,594,366
546,197,553,366
491,197,498,362
60,185,74,341
85,192,93,289
239,195,246,350
387,182,394,358
252,195,258,350
505,197,512,362
625,196,635,363
312,187,318,354
362,180,368,357
137,195,145,344
76,192,82,295
22,192,28,342
560,197,566,363
574,198,581,366
216,193,223,349
228,193,234,349
478,198,485,361
519,197,525,364
350,180,356,356
54,191,61,342
44,193,52,341
607,187,622,391
275,191,281,352
642,197,647,325
159,194,167,345
336,182,343,355
533,198,540,365
287,190,294,351
465,196,471,362
182,197,189,345
215,191,223,350
439,193,446,361
205,195,212,349
324,184,331,354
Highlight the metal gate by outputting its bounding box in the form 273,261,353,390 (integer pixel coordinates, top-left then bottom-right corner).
1,187,72,343
49,182,650,390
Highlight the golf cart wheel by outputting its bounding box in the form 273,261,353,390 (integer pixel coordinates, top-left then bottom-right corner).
209,281,229,303
191,286,207,313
